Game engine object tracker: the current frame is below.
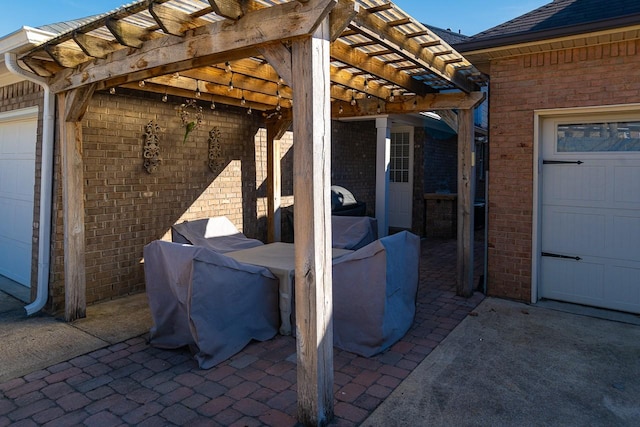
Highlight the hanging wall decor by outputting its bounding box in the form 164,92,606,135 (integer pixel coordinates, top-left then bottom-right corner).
143,120,161,173
179,99,203,144
208,126,224,174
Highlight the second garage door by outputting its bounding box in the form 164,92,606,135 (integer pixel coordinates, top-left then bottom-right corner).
539,113,640,314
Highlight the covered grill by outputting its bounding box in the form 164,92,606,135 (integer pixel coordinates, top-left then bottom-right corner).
330,185,366,216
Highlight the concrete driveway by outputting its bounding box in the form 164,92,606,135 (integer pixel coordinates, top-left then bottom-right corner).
363,297,640,426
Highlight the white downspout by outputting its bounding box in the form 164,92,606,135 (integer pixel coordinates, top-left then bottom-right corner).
5,52,54,315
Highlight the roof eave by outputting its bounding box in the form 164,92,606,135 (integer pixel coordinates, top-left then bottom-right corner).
455,12,640,53
0,26,57,55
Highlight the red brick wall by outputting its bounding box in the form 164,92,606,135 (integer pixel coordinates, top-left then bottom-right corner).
487,39,640,301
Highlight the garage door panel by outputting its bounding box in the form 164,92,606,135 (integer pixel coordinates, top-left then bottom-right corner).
611,215,640,261
543,165,605,203
0,159,35,201
614,166,640,205
0,237,30,284
541,207,605,257
609,263,640,309
541,258,605,302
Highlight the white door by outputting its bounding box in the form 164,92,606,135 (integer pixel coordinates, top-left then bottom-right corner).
389,127,414,229
0,108,37,287
540,113,640,314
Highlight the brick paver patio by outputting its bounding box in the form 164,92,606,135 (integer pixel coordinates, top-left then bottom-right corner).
0,238,485,426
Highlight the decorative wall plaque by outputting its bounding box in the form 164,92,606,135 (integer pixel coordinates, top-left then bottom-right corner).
143,120,161,174
208,126,224,174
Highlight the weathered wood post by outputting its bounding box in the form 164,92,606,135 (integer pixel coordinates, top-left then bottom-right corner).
57,84,95,321
291,16,334,426
457,107,476,297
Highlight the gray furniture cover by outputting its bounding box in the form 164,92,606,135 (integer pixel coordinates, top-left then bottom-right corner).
331,215,378,250
171,216,264,253
143,240,279,368
332,230,420,357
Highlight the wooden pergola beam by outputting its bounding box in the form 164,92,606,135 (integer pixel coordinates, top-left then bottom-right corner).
73,32,122,59
150,2,209,36
331,91,485,118
208,0,264,20
48,0,338,94
330,40,428,96
350,7,477,93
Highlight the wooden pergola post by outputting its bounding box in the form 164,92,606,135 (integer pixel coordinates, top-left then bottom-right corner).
57,84,95,321
292,17,334,426
456,108,476,297
266,123,284,243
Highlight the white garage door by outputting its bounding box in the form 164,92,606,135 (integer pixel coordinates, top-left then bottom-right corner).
540,113,640,314
0,107,37,287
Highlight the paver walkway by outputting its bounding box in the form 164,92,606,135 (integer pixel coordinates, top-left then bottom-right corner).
0,238,484,426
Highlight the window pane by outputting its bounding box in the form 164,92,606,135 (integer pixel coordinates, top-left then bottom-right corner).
557,121,640,152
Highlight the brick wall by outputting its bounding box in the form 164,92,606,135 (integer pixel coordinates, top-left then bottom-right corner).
487,39,640,301
331,120,377,216
0,81,44,300
49,89,283,312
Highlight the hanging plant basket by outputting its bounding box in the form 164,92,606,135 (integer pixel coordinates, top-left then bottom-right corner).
179,99,203,143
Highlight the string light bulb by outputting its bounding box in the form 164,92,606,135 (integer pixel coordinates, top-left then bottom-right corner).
339,104,343,114
138,80,145,87
350,90,357,106
195,80,201,98
247,105,252,115
241,90,246,106
109,87,116,94
225,61,232,72
228,73,234,91
162,88,168,103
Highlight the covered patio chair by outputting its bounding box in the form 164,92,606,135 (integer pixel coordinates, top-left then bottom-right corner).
332,231,420,357
143,240,279,368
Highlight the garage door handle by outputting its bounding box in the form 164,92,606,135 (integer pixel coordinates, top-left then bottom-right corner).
542,251,582,261
543,160,583,165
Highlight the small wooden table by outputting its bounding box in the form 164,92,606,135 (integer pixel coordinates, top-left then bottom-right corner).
227,242,352,335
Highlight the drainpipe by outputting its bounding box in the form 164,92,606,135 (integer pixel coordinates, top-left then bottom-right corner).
5,52,54,315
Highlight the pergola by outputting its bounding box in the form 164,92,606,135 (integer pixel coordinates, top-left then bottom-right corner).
17,0,487,424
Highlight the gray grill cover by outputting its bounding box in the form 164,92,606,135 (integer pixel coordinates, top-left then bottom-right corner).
143,240,279,368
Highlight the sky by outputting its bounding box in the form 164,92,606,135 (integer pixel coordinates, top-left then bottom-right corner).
0,0,549,38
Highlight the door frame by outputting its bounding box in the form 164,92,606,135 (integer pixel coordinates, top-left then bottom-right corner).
389,125,414,229
532,103,640,305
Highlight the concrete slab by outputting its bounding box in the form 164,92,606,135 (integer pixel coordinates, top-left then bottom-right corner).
0,314,107,383
363,297,640,426
0,291,152,383
73,292,152,344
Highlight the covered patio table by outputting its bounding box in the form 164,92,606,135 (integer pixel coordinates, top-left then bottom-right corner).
227,242,352,335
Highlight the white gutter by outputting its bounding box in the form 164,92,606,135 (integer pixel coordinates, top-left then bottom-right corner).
5,52,54,315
